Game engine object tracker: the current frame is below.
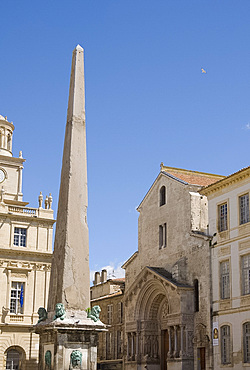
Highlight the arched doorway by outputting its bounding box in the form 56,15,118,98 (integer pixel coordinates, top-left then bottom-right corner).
125,267,194,369
5,347,25,370
133,277,171,369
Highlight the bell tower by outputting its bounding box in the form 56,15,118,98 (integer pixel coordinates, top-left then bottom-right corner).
0,115,14,157
0,114,25,203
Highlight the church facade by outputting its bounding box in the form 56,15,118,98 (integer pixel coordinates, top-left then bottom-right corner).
122,164,224,370
0,115,55,369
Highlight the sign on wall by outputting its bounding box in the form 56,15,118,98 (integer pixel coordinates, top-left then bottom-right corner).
213,322,219,346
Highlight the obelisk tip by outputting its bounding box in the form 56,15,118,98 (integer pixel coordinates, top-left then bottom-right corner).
75,44,83,52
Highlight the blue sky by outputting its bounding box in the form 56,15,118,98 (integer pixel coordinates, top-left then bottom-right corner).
1,0,250,280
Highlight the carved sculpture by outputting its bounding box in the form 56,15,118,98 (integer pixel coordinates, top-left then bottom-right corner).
38,192,43,208
45,350,51,369
87,305,101,322
153,335,159,358
38,307,48,323
2,306,9,323
70,350,82,369
54,303,66,320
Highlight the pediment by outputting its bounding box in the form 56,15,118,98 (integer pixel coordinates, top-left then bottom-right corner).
137,171,188,211
125,265,192,300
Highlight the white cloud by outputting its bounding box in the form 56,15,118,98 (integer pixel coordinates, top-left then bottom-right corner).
246,123,250,130
90,261,125,284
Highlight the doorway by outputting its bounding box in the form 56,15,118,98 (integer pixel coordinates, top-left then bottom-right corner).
197,347,205,370
161,330,169,370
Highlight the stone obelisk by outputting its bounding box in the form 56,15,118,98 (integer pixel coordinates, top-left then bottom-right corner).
35,45,105,370
48,44,89,312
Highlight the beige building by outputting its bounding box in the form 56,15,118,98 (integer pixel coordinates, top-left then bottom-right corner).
91,270,125,370
201,166,250,369
0,115,55,369
122,164,224,370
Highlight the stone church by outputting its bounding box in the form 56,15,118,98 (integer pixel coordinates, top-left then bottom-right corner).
122,164,224,370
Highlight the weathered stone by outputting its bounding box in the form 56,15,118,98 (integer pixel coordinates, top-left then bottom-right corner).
48,44,90,313
35,45,106,370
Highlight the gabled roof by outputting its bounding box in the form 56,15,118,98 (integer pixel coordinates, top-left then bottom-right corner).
137,165,223,211
122,251,138,269
125,265,193,297
147,266,192,288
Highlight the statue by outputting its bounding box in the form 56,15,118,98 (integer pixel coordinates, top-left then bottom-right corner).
37,307,47,323
54,303,66,320
45,350,51,370
38,192,43,208
87,305,101,322
45,195,49,209
48,193,53,209
70,350,82,369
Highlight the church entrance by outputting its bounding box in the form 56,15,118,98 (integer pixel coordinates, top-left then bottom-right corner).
161,330,169,370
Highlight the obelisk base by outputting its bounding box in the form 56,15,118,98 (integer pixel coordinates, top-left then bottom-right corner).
35,310,106,370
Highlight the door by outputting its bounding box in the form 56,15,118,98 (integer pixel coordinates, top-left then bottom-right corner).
161,330,169,370
197,347,206,370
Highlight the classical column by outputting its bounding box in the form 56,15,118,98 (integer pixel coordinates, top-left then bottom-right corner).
186,328,189,354
180,325,184,357
3,128,7,149
18,166,23,194
131,333,135,360
168,327,172,358
173,326,178,357
136,332,139,361
127,333,130,361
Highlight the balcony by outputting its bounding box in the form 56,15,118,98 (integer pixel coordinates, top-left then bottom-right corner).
8,205,37,216
6,205,54,220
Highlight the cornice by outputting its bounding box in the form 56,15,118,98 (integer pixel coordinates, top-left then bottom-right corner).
0,247,52,260
91,291,124,303
0,212,55,225
0,156,25,166
0,258,51,271
200,167,250,197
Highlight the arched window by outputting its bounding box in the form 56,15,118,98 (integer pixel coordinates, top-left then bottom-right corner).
6,349,20,369
221,325,230,364
244,322,250,363
160,186,166,206
194,279,199,312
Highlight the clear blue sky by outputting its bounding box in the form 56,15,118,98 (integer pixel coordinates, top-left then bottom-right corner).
1,0,249,279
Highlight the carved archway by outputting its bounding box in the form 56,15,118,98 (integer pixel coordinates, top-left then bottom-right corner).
134,276,171,321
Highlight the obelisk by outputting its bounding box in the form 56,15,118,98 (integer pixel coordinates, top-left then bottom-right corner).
48,44,89,312
35,45,105,370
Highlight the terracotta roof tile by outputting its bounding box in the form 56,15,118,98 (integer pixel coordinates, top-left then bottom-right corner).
111,278,125,282
162,166,224,186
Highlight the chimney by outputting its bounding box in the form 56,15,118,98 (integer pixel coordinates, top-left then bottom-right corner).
93,271,100,286
101,269,107,283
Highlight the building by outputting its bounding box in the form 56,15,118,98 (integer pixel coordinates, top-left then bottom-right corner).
200,166,250,369
0,115,55,369
122,164,224,370
91,269,125,370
